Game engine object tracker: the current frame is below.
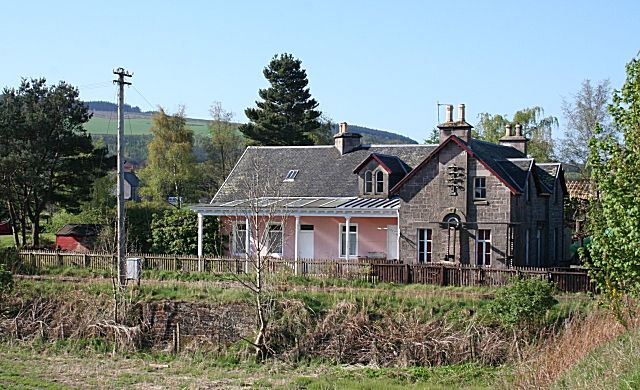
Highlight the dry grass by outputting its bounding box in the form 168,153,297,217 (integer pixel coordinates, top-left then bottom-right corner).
509,309,635,389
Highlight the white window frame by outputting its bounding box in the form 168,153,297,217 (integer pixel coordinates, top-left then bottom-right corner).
266,222,283,256
375,170,384,194
476,229,491,267
417,228,432,263
339,223,358,258
474,177,487,200
364,170,373,194
232,222,247,256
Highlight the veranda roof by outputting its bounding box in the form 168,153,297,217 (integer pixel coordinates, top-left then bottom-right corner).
190,196,400,217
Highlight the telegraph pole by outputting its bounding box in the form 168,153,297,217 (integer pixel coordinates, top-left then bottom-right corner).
113,68,132,289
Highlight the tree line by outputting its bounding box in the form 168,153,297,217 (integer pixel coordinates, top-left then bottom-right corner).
0,53,335,251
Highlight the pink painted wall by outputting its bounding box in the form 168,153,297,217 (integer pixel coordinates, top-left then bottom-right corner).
300,216,396,259
219,215,397,260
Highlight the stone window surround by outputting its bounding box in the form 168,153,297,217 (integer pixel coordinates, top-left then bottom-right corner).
417,228,432,263
473,176,487,200
476,229,491,267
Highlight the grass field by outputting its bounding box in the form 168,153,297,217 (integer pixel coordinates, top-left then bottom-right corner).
551,328,640,389
0,235,15,248
0,343,504,389
83,115,213,137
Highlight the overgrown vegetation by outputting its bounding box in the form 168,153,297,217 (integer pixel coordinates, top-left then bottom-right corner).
585,54,640,324
485,277,558,330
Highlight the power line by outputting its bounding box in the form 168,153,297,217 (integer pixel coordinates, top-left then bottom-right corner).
132,85,156,111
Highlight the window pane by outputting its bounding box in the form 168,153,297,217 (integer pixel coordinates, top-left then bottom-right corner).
474,177,486,199
365,171,373,193
477,229,491,266
340,224,357,257
418,229,425,263
376,171,384,193
267,224,283,254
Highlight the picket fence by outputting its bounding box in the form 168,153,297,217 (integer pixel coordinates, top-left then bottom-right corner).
5,250,595,292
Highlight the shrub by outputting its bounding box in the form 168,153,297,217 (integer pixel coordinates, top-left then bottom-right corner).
486,277,557,329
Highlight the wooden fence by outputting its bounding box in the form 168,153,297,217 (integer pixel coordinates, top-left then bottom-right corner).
3,250,595,292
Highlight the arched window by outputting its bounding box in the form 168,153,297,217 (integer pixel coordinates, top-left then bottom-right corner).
364,171,373,194
375,171,384,193
443,213,462,229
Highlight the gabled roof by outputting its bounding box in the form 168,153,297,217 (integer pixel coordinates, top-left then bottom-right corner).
56,224,103,237
213,145,436,202
390,136,526,195
124,172,140,187
353,153,411,175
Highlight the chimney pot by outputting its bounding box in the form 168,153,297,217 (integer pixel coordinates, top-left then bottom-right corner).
445,105,453,122
505,124,512,137
515,123,523,136
339,122,348,134
458,104,465,122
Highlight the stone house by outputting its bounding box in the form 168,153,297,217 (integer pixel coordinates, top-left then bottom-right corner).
191,104,566,267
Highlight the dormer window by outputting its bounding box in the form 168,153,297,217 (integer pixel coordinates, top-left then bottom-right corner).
284,170,298,182
364,171,373,194
375,171,384,193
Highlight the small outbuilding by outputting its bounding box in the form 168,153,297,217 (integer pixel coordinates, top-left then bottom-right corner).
0,220,12,235
55,224,104,252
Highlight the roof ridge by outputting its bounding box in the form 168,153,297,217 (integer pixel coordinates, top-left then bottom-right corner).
364,144,433,147
248,145,335,149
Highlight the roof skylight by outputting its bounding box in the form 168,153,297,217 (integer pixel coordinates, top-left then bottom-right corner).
284,169,299,182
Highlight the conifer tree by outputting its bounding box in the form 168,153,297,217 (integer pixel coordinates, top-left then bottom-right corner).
240,53,323,146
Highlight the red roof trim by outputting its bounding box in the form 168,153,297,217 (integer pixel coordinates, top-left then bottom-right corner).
353,153,393,174
389,135,520,195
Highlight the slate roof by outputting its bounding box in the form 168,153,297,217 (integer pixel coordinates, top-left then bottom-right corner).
213,137,564,203
56,224,103,237
124,172,140,187
213,145,436,202
536,163,562,193
353,153,411,175
467,139,532,192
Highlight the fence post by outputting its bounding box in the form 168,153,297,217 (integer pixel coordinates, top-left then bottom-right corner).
439,264,445,286
57,251,63,267
84,253,90,268
295,258,301,276
403,263,410,284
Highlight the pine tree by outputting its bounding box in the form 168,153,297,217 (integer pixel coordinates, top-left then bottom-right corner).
240,53,323,146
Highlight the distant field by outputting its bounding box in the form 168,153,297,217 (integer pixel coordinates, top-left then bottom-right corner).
84,115,212,137
0,235,14,248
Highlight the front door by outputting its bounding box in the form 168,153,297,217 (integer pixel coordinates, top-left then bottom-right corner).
298,224,314,259
387,224,398,260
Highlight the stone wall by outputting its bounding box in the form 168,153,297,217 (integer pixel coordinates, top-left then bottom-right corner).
397,141,566,268
143,301,254,351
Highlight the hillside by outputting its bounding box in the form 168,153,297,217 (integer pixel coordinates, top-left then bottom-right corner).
84,103,417,144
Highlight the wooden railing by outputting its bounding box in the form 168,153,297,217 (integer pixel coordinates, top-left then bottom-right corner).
3,250,595,292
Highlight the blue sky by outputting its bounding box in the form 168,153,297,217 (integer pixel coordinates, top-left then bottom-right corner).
1,0,638,142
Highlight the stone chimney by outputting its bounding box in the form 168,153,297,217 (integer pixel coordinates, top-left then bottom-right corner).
334,122,362,155
437,103,473,143
499,122,528,155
